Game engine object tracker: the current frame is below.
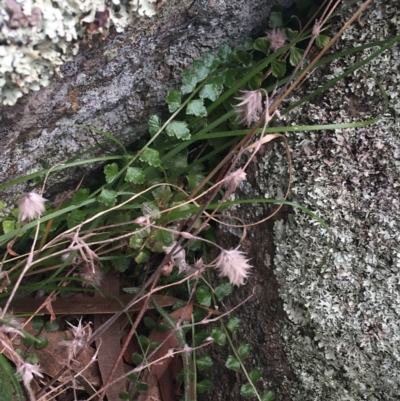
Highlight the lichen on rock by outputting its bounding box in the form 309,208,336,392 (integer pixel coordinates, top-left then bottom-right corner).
253,2,400,399
0,0,160,106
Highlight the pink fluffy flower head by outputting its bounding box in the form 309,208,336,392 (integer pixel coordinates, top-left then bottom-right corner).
17,192,46,222
163,242,190,273
224,168,247,191
235,90,263,127
0,312,23,336
60,319,92,360
214,247,252,286
17,362,43,387
79,264,103,287
265,28,287,51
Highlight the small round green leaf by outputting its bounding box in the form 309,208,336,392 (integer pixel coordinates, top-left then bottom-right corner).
250,367,262,383
125,167,145,184
210,328,226,346
271,59,286,78
165,121,191,140
197,379,214,393
131,352,144,364
234,50,253,66
254,38,270,55
269,11,282,28
112,256,130,273
243,38,254,50
226,316,240,333
181,68,198,94
141,200,159,217
218,43,232,62
137,382,149,392
139,148,161,167
143,317,155,330
35,335,49,349
104,163,119,184
151,185,172,203
45,320,60,332
285,27,298,41
238,343,251,359
2,220,15,235
127,373,138,381
157,322,171,332
193,60,209,82
31,317,45,330
152,229,174,247
215,281,233,301
25,353,39,364
248,71,263,90
196,286,212,307
219,68,236,87
262,390,275,401
135,249,150,264
148,115,161,135
316,34,329,48
70,188,90,205
22,336,35,347
289,47,304,67
240,384,256,398
186,99,207,117
194,329,209,346
225,355,240,372
149,341,160,350
199,76,224,101
98,189,117,207
172,300,187,310
196,355,213,371
138,335,150,348
166,90,182,113
67,209,87,229
129,236,143,249
202,52,220,71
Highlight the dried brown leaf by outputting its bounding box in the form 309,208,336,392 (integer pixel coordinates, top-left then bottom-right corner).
11,293,178,315
138,303,193,400
17,321,101,387
94,273,125,401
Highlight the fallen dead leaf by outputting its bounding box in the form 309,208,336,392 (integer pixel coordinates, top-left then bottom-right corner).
11,293,178,315
94,272,125,401
137,303,194,401
16,321,101,388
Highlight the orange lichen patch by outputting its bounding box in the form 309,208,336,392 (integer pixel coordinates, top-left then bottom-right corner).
56,88,81,115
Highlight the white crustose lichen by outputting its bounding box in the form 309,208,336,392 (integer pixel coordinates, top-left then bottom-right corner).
253,2,400,400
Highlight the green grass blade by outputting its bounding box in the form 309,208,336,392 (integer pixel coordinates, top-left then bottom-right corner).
0,354,24,401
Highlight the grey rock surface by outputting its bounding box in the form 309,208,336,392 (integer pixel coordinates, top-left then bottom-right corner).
250,2,400,399
0,0,291,205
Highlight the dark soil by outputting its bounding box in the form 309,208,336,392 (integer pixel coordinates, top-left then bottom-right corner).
198,216,296,401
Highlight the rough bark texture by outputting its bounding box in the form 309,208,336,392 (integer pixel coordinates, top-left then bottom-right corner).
0,0,291,204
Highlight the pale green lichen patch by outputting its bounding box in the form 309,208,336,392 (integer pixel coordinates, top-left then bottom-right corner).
0,0,160,105
253,2,400,400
